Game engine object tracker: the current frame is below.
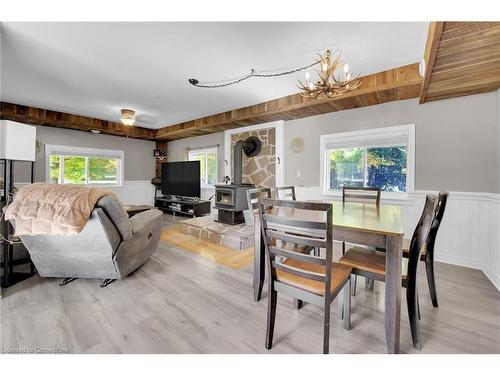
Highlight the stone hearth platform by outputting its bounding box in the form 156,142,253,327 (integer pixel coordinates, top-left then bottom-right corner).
178,216,254,251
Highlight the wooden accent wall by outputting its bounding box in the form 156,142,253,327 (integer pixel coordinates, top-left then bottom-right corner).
155,140,168,178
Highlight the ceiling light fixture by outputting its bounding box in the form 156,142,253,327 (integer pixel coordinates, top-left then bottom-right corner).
120,109,136,126
298,49,361,99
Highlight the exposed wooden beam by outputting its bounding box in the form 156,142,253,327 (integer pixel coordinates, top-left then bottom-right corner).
419,22,445,104
156,63,423,141
420,22,500,103
0,102,158,140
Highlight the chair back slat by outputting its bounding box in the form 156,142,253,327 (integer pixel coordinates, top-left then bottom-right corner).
258,197,333,297
263,214,327,230
275,186,296,201
273,261,326,282
245,188,272,225
342,186,381,206
269,244,326,265
267,230,326,249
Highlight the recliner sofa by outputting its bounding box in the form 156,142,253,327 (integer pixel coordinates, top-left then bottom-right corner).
11,195,162,283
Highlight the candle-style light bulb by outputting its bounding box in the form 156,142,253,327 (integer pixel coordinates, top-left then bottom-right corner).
305,71,311,81
344,64,349,73
322,63,328,72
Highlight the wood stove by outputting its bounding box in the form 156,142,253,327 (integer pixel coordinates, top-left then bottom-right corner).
214,136,262,225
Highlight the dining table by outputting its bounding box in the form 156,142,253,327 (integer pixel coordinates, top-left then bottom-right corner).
252,200,404,354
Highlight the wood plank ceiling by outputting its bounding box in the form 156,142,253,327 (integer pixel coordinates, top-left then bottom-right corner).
420,22,500,103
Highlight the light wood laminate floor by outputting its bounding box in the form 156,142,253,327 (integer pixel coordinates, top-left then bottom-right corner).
1,214,499,354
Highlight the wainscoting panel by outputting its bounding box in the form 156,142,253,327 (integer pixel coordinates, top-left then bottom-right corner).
109,181,155,206
295,187,500,291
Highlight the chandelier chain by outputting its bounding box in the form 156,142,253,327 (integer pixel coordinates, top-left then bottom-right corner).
189,61,318,88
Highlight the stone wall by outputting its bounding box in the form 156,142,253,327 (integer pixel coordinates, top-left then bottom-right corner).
231,127,276,188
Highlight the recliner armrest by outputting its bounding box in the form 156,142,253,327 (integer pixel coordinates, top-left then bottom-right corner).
130,209,162,235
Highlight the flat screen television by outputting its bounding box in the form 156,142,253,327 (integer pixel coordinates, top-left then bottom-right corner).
161,161,201,198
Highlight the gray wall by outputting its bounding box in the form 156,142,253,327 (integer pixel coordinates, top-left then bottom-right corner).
285,93,498,193
14,125,156,183
163,92,500,194
167,132,225,182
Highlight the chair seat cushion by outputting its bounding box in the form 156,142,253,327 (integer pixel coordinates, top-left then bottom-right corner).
339,247,409,278
276,259,352,296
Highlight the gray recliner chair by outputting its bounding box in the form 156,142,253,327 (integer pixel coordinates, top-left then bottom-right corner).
13,195,162,286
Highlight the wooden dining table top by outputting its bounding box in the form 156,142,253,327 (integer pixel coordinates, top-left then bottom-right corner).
265,201,404,237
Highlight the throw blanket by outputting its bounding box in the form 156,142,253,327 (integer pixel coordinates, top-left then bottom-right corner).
5,183,113,236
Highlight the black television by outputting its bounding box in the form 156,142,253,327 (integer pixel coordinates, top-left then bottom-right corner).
161,161,201,198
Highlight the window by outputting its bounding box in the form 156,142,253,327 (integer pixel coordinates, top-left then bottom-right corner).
188,147,218,187
321,125,414,196
46,145,123,187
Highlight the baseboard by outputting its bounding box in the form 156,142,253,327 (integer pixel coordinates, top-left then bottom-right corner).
483,264,500,291
434,252,483,270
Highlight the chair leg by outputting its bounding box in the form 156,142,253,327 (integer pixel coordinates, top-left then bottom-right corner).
293,298,304,310
323,302,331,354
265,290,278,350
343,278,351,330
425,256,439,308
351,274,357,296
407,286,421,350
365,277,374,291
342,242,346,254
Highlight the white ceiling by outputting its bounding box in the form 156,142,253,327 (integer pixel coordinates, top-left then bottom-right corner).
0,22,428,129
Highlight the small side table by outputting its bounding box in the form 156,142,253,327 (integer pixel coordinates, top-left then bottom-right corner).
123,205,154,218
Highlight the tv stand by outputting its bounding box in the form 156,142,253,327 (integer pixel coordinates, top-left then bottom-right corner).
154,196,211,217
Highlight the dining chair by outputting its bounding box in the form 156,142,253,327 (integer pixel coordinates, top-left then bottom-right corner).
402,192,448,308
257,197,353,354
274,185,296,201
341,186,382,294
342,186,381,205
245,188,272,226
339,194,436,350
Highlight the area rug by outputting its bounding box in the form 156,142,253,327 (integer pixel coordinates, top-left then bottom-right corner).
160,227,254,270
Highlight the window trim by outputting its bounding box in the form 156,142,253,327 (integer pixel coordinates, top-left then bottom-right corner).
188,147,218,189
320,124,415,200
45,144,124,187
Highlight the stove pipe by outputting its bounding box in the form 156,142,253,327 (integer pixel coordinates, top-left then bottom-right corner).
233,136,262,185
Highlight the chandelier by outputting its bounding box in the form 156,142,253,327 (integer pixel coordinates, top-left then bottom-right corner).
298,49,361,99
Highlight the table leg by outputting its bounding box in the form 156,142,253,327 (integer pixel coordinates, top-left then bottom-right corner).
253,217,265,302
384,235,402,354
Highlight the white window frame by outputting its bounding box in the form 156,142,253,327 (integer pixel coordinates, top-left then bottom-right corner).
188,147,218,189
320,124,415,200
45,144,124,187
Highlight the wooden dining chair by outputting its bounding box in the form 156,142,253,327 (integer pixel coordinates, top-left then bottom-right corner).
245,188,272,226
257,198,353,354
342,186,381,205
339,194,436,350
402,192,448,308
341,186,382,294
274,185,296,201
